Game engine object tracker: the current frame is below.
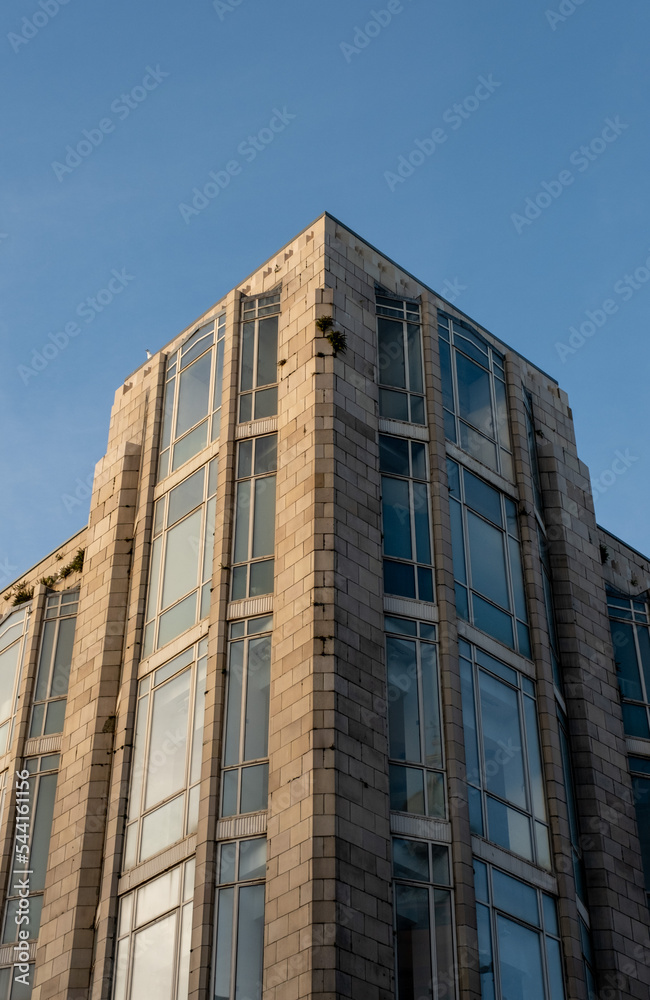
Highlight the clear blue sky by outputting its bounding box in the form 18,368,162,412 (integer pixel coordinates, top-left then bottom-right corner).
1,0,649,585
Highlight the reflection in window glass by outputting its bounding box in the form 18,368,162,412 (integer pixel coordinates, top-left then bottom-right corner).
213,838,266,1000
0,607,29,756
113,861,194,1000
438,312,512,478
461,642,550,868
386,620,444,818
629,757,650,911
231,436,276,601
143,461,217,657
221,621,272,817
29,591,78,739
239,293,280,422
474,860,565,1000
448,460,530,657
124,640,207,869
2,755,59,944
158,315,226,480
392,838,454,1000
376,294,426,425
607,589,650,740
380,435,434,603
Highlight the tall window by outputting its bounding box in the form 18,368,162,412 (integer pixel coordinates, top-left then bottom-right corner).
460,641,550,868
143,459,217,657
0,965,33,998
29,591,78,739
231,436,276,601
158,315,226,480
386,617,444,818
629,756,650,910
448,459,531,657
124,640,207,869
392,837,455,1000
2,754,60,945
213,837,266,1000
0,606,29,755
606,589,650,740
380,435,434,603
113,860,194,1000
438,312,513,478
221,617,271,817
376,293,425,425
538,529,561,688
474,860,565,1000
239,293,280,422
557,710,586,901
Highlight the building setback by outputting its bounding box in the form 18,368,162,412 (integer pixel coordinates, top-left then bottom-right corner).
0,213,648,1000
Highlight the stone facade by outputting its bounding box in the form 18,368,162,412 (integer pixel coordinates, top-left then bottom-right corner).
0,213,648,1000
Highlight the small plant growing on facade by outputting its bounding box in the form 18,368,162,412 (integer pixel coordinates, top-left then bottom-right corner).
315,316,347,357
600,543,610,565
4,580,34,606
40,575,58,588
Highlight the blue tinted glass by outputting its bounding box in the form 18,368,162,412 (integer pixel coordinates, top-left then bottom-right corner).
464,471,502,526
393,838,429,881
610,621,643,700
385,616,417,636
496,915,544,1000
384,561,416,599
379,435,409,476
417,567,434,603
493,870,539,925
621,703,650,739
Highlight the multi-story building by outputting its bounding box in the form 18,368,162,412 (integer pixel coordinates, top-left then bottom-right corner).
0,213,648,1000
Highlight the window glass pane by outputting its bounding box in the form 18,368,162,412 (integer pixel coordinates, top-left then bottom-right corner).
177,902,192,1000
473,595,514,648
140,795,185,860
456,353,493,437
384,561,416,600
234,481,251,564
378,318,406,388
387,637,420,763
496,915,544,1000
31,773,57,892
112,939,128,1000
439,339,454,412
455,583,469,621
49,616,75,698
161,510,202,609
240,764,268,813
413,483,431,564
146,537,162,623
249,560,274,596
224,643,244,766
637,627,650,694
390,764,424,815
214,888,234,1000
254,436,277,475
243,637,271,762
158,593,198,650
494,378,512,450
449,500,466,584
130,915,176,1000
407,324,423,393
128,695,149,824
136,868,180,926
240,322,255,391
546,936,566,1000
464,472,502,526
493,870,539,925
509,537,528,623
475,649,517,686
426,772,445,818
409,395,425,425
252,477,276,558
621,703,650,739
213,336,225,412
524,697,546,821
145,671,190,809
239,838,267,881
379,388,409,421
161,376,175,452
203,497,216,583
239,393,252,423
256,317,278,387
254,386,277,418
172,420,209,472
176,352,212,437
468,513,509,609
221,770,238,817
433,889,454,995
611,622,643,700
395,885,433,1000
181,325,213,368
168,469,205,527
11,966,34,999
631,776,650,896
411,442,426,481
29,703,45,738
478,672,526,809
420,643,442,768
235,884,265,1000
431,845,450,885
44,700,66,735
460,658,480,780
460,422,498,470
392,838,429,882
382,478,412,560
476,903,496,1000
34,621,56,702
487,797,532,860
0,643,21,721
379,436,409,477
